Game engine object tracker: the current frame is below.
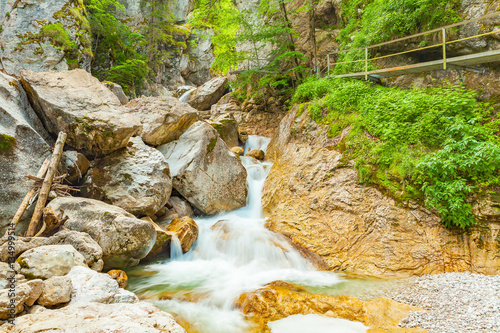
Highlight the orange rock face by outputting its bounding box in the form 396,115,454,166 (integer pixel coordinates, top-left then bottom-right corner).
236,281,426,333
262,106,500,278
165,217,199,253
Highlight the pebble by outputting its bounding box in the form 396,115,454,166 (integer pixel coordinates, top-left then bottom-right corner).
377,273,500,333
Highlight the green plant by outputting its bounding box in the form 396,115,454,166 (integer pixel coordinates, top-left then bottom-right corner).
293,77,500,229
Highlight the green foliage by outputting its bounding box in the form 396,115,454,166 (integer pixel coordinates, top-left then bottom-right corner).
293,77,500,228
39,23,76,52
190,0,243,74
140,0,186,74
334,0,461,73
84,0,147,96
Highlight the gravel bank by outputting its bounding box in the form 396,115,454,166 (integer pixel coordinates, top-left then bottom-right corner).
379,273,500,333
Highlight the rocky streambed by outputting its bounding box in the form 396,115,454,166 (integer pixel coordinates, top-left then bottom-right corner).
1,66,499,333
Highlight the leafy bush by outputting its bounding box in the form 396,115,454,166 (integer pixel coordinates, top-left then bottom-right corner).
293,77,500,228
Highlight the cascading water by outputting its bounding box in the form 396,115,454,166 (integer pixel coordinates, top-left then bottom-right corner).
179,88,196,103
128,136,368,333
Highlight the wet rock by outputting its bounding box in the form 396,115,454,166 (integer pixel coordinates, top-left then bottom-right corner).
47,197,156,269
82,137,172,217
231,146,244,156
68,266,137,304
236,282,425,332
167,196,194,218
0,72,51,235
125,96,200,146
158,121,247,215
165,217,199,253
1,301,187,333
188,77,228,110
0,0,91,76
20,69,142,157
263,105,500,278
210,113,239,148
0,230,104,272
103,82,129,105
143,218,173,260
238,130,249,145
37,276,72,306
17,245,86,279
245,149,265,161
107,270,128,289
62,151,90,184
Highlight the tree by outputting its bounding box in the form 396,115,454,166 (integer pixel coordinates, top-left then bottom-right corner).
84,0,147,96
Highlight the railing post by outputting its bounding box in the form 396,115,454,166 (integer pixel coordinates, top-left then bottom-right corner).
365,47,368,80
327,54,330,75
442,28,447,70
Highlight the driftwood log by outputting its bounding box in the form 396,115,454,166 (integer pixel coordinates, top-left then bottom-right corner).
25,132,67,237
4,158,50,236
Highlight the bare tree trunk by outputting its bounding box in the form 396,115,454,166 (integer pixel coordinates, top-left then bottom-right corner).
309,0,318,73
25,132,67,237
278,0,302,78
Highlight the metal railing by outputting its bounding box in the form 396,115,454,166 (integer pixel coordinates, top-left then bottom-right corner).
327,11,500,79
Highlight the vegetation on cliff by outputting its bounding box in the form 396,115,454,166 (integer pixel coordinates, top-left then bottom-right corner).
335,0,461,73
293,77,500,228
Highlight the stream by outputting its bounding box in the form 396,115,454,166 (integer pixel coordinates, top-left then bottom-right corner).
127,136,378,333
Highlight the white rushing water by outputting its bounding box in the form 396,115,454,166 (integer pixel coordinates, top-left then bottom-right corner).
179,88,196,102
130,136,364,333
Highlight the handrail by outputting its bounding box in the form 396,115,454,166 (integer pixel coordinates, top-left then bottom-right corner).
327,10,500,79
329,11,500,55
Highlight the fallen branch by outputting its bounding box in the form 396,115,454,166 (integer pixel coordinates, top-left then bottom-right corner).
5,158,50,236
26,132,67,237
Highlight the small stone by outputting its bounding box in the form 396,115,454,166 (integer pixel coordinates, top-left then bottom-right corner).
107,270,128,289
245,149,265,161
231,147,244,156
38,276,72,306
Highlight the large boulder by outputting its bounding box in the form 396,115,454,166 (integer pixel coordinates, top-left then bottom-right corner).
0,0,92,76
158,121,247,215
188,77,228,110
20,69,142,157
263,105,500,278
67,266,137,304
0,72,51,235
209,113,239,148
236,281,425,333
125,96,200,146
0,301,187,333
47,197,157,269
82,137,172,217
0,230,104,272
16,245,87,280
103,82,129,105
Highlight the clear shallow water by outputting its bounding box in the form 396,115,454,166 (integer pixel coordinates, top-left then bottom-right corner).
127,136,376,333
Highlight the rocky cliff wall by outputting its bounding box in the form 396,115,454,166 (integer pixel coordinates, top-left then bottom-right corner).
0,0,92,76
262,106,500,278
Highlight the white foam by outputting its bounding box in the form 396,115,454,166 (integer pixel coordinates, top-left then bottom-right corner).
269,314,369,333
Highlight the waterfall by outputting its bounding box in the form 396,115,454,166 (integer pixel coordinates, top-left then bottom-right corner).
170,235,183,260
129,136,350,333
179,88,196,103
